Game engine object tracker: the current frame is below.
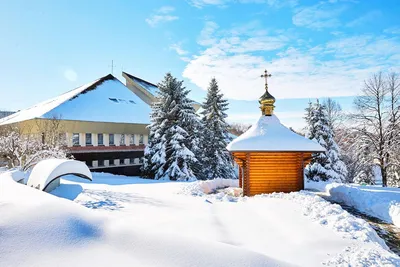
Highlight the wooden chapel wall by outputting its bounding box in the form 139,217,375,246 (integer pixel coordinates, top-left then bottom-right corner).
233,152,312,196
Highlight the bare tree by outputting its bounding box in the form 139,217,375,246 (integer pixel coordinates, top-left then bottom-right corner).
323,98,343,131
0,117,68,171
228,122,251,136
386,72,400,186
35,115,66,147
351,72,400,186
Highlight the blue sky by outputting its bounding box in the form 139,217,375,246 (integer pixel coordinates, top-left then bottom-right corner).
0,0,399,129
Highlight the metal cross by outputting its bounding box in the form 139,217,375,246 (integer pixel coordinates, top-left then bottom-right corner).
260,69,272,89
108,60,116,74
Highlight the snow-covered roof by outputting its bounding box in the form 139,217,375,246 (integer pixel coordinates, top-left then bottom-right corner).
123,72,159,96
0,74,151,125
227,115,325,152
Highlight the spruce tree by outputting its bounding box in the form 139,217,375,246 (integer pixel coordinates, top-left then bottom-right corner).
142,73,199,181
200,78,235,179
305,100,347,182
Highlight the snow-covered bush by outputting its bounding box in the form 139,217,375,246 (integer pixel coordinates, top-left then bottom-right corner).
181,178,239,196
0,127,68,171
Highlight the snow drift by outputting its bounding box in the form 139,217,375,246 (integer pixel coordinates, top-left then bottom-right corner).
306,181,400,228
0,174,289,267
181,178,239,195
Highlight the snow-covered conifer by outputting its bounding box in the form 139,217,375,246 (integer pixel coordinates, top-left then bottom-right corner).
142,73,199,181
200,78,235,179
305,100,347,182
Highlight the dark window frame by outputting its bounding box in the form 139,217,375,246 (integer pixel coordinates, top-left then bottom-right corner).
98,133,104,146
139,134,144,145
85,133,92,146
120,134,125,146
109,134,115,146
130,134,135,145
72,133,80,146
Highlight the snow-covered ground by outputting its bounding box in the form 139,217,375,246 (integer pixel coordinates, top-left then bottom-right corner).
306,181,400,228
1,172,399,266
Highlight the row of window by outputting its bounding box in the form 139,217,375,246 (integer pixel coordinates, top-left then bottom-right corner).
72,133,144,146
86,158,143,167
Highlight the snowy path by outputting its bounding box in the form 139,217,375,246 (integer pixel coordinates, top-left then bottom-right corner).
306,181,400,227
49,174,397,266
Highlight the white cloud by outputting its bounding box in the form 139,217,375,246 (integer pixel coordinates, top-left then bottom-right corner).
198,21,219,46
384,26,400,35
64,69,77,82
292,2,346,30
188,0,298,8
146,6,178,27
182,22,400,101
189,0,229,8
170,43,189,56
158,6,175,14
346,10,381,27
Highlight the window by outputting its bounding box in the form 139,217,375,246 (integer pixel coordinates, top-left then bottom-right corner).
109,159,115,166
129,158,135,164
120,159,124,165
86,160,92,167
130,134,135,145
72,133,80,146
109,134,115,145
139,134,144,145
98,159,104,167
98,133,104,145
120,134,125,146
85,133,92,145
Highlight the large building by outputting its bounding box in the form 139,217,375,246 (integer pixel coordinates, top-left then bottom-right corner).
0,73,162,175
0,72,201,175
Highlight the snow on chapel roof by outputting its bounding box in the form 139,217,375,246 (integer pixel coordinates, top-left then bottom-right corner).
0,74,151,125
227,70,324,152
227,115,324,152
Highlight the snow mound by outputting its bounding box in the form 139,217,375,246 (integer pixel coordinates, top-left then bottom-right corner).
227,115,324,152
27,159,92,192
181,178,239,196
0,169,27,183
306,181,400,228
0,175,289,267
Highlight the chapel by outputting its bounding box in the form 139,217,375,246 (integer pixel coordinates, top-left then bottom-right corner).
227,70,325,196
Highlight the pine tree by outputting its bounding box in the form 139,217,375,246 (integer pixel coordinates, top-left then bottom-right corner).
200,78,235,179
305,100,347,182
142,73,199,181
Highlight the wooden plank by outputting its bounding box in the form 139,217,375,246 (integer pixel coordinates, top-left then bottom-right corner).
245,153,250,196
239,166,242,188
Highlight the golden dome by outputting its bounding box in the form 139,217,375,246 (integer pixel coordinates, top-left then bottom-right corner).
259,70,275,116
